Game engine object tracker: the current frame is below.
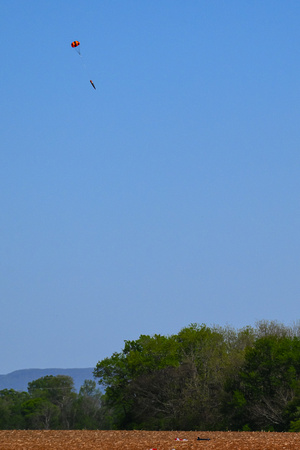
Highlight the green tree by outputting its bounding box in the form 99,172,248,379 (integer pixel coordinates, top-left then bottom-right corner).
226,335,300,431
21,397,60,429
94,324,232,430
289,406,300,432
28,375,77,429
172,324,230,429
0,389,29,429
94,333,180,428
74,379,103,429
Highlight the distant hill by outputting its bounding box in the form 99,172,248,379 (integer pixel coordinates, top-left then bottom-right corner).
0,368,96,393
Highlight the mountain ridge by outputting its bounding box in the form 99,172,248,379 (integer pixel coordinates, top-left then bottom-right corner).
0,368,96,393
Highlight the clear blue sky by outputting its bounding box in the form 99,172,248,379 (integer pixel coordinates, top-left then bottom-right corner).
1,1,300,374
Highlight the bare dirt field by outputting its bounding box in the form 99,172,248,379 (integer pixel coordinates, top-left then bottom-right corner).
0,430,299,449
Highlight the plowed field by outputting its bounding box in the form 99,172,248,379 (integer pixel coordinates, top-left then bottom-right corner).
0,430,299,449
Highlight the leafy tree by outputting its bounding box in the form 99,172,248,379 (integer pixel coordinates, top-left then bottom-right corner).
0,389,29,429
173,324,230,429
94,324,232,430
225,335,300,431
27,375,76,429
21,397,60,429
289,407,300,431
73,379,103,429
94,333,180,428
128,361,196,429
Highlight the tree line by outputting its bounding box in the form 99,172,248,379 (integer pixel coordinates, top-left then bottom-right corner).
1,320,299,431
94,320,300,431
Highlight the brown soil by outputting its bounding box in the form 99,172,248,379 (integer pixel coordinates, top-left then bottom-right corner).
0,430,299,449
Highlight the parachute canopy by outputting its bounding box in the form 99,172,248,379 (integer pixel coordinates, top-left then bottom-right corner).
71,41,80,48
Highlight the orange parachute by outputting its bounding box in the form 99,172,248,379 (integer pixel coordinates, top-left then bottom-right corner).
71,40,81,55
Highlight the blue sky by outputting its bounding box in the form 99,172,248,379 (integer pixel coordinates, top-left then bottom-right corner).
1,1,300,374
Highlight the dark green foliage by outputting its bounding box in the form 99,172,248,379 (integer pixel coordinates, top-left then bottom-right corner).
0,389,29,429
223,331,300,431
242,336,299,430
21,397,60,429
27,375,78,429
93,332,181,429
0,377,104,430
289,407,300,431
